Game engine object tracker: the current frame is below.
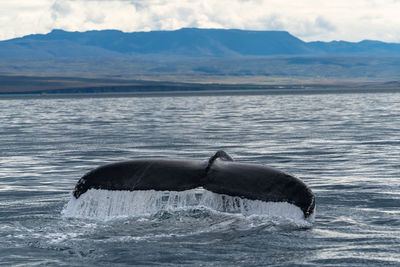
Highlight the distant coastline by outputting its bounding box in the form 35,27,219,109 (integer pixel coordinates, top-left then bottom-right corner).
1,28,399,94
1,74,399,96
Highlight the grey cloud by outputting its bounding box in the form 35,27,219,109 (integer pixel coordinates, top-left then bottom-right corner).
260,14,285,30
129,1,147,11
294,16,337,40
51,1,72,20
315,16,336,32
85,11,105,24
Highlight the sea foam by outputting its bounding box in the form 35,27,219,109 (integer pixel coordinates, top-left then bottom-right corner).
62,188,314,226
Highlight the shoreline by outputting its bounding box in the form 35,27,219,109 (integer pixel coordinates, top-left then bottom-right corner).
0,74,399,96
1,87,400,99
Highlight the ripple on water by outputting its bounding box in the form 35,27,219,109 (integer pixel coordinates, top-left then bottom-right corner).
0,92,400,266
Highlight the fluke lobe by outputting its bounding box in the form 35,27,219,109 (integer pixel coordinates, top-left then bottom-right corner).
73,151,315,218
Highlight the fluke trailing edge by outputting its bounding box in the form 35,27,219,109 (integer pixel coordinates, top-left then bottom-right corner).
73,151,315,218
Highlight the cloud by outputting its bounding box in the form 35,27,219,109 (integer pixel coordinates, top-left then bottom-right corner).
51,1,72,20
0,0,400,42
315,17,336,32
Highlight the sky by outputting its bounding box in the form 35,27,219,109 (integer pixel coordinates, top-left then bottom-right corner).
1,0,400,42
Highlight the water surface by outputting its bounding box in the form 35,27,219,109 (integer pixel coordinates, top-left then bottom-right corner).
0,90,399,266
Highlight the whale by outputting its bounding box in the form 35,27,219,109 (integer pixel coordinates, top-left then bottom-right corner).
72,151,315,218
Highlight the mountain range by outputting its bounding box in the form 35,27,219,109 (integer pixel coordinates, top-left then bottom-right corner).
1,28,400,59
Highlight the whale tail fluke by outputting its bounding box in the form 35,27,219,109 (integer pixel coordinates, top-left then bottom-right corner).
71,151,315,219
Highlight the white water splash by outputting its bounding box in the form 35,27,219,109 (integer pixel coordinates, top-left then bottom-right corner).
62,188,314,227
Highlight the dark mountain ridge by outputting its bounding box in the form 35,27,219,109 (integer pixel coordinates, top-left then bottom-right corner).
1,28,400,59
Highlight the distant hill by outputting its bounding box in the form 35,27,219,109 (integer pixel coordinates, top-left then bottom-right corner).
1,28,400,59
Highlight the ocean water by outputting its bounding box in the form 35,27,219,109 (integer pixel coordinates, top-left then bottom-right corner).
0,90,399,266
